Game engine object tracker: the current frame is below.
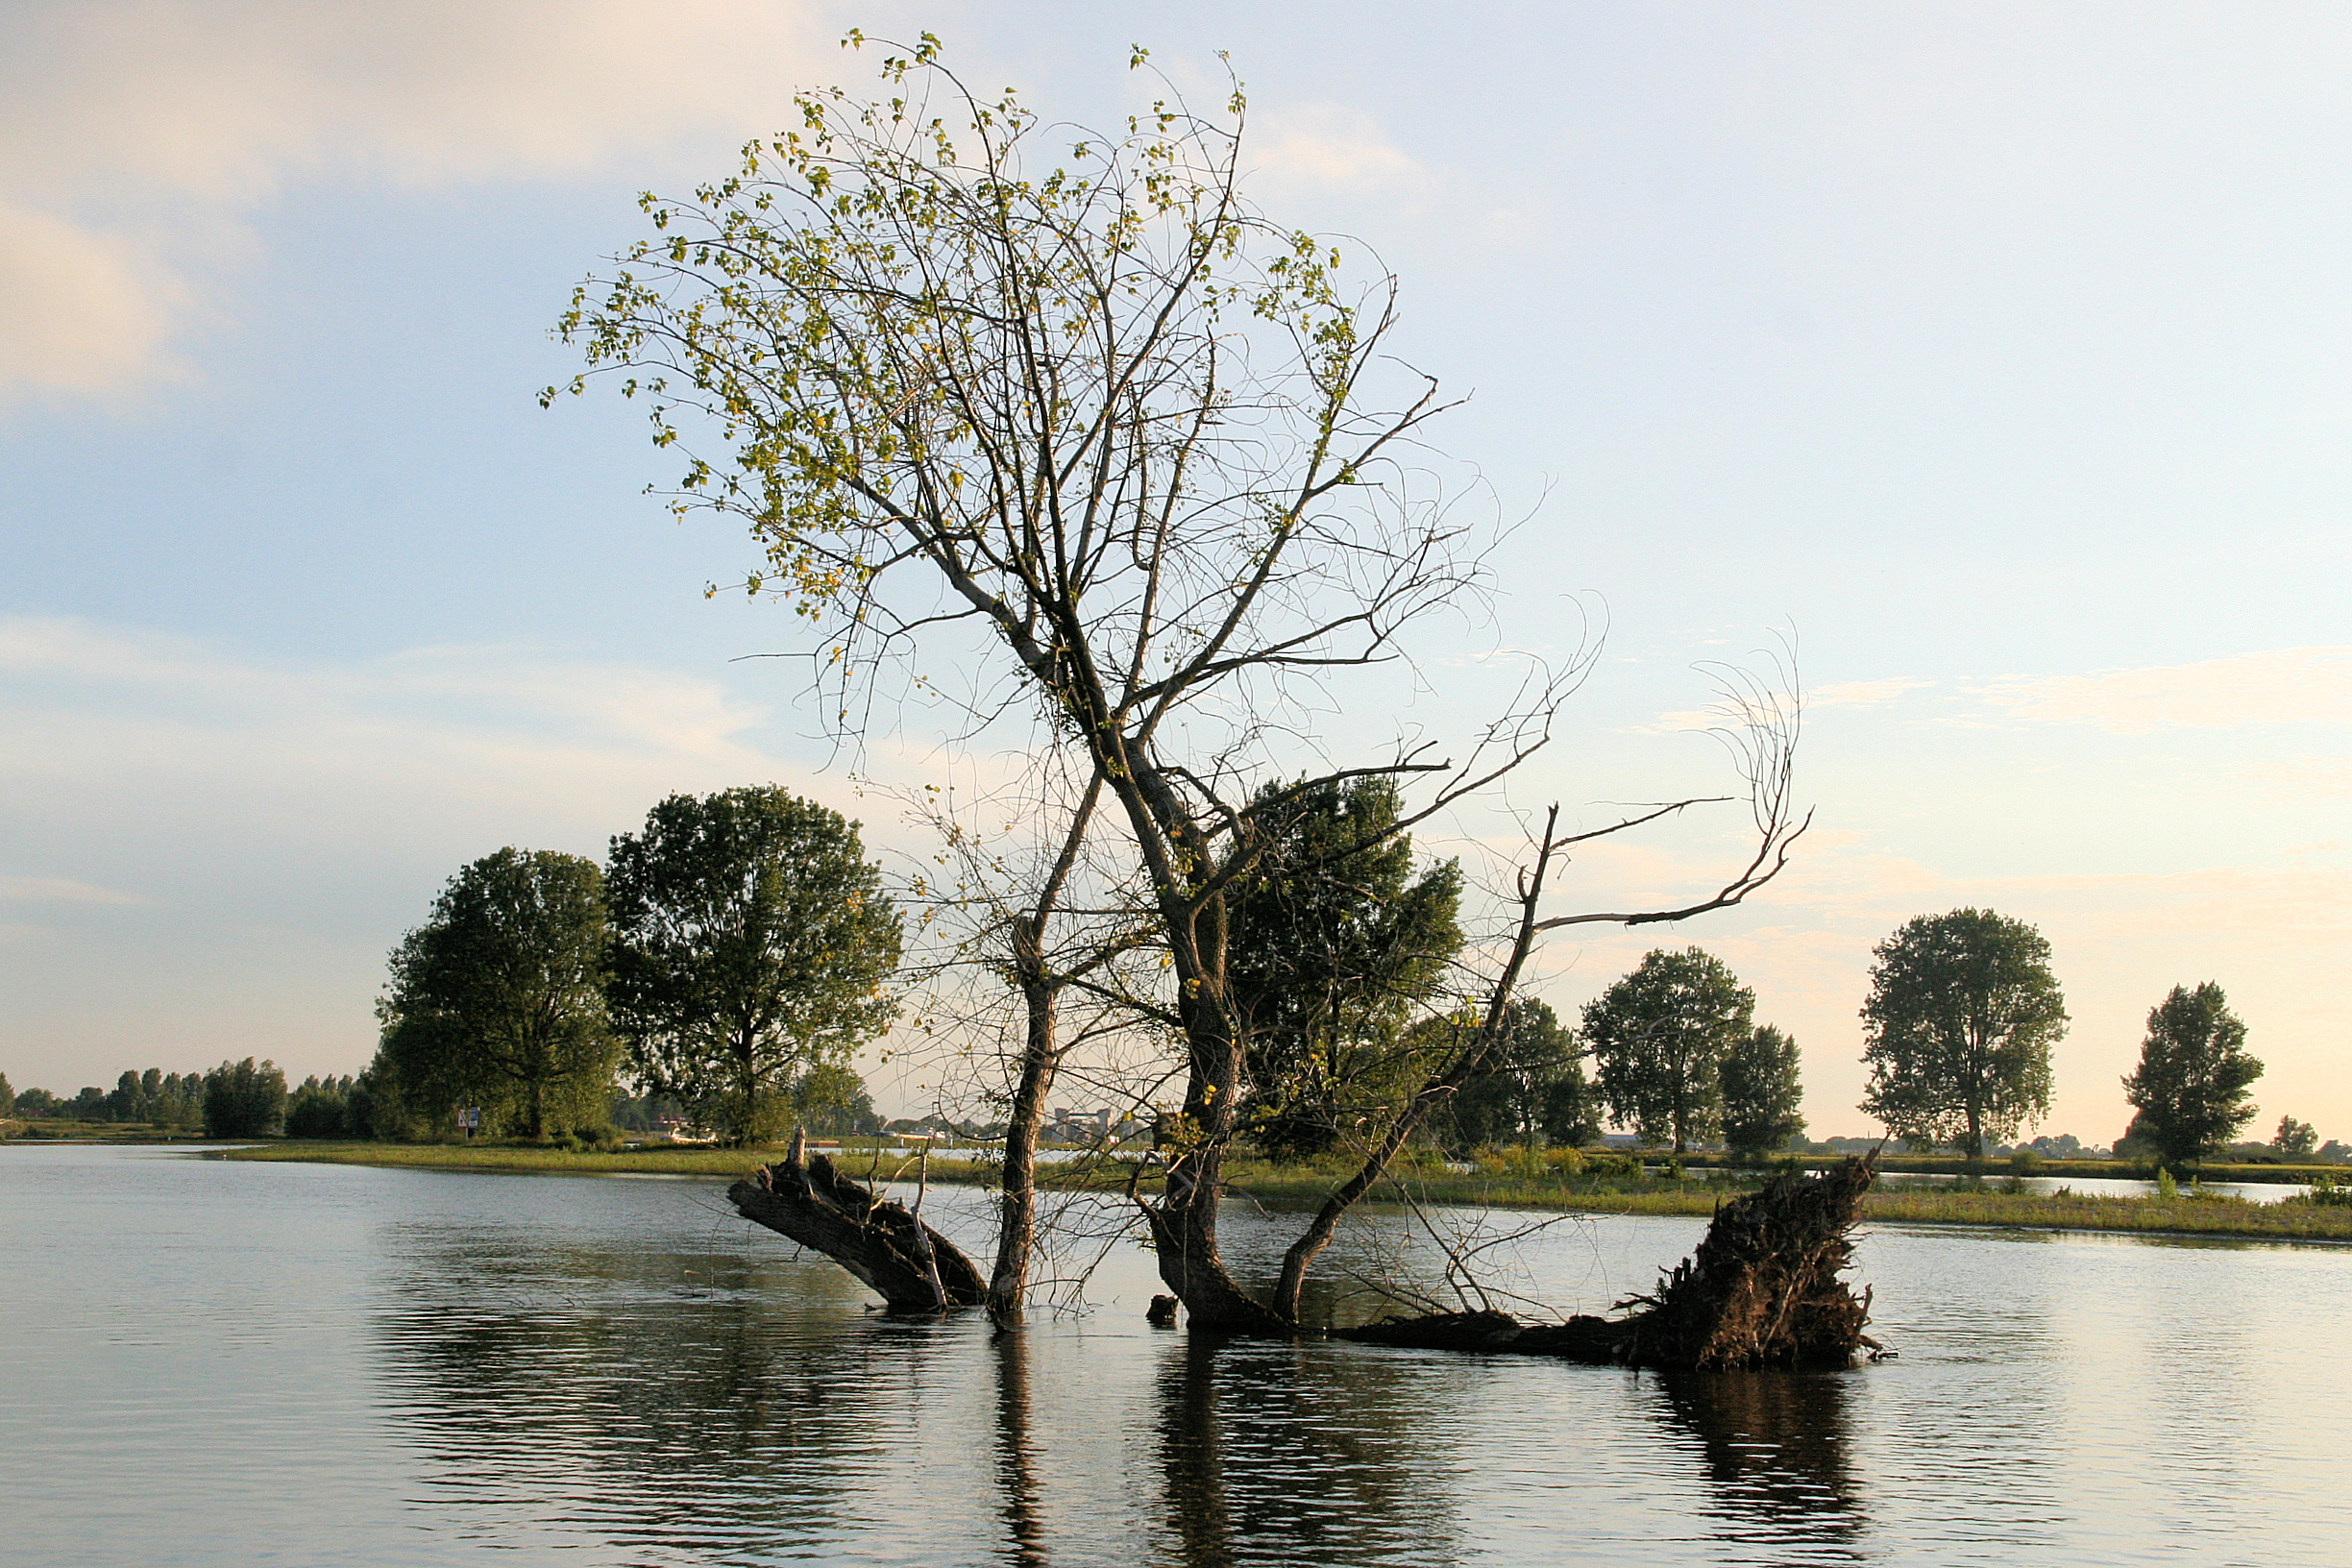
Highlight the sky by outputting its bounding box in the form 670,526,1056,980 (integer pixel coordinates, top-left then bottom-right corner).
2,0,2346,1144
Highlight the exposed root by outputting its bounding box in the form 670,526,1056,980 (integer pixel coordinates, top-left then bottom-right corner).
1338,1156,1882,1370
726,1135,987,1313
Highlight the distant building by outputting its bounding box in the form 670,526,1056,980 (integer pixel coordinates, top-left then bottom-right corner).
1050,1107,1113,1141
653,1114,713,1144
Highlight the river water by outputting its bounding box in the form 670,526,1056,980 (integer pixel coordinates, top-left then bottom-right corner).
3,1144,2345,1566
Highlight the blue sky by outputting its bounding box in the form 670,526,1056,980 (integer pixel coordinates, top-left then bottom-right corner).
3,1,2346,1142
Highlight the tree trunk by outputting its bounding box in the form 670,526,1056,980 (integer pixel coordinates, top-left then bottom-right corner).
738,1026,758,1148
1149,1120,1291,1334
1138,882,1290,1335
727,1130,987,1311
988,973,1059,1326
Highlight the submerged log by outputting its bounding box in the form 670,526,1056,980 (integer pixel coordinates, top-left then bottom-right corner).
1338,1156,1882,1370
726,1134,987,1312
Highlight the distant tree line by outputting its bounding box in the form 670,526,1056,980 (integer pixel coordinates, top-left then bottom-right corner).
1,788,900,1150
0,1060,295,1139
4,835,2327,1168
1221,880,2336,1168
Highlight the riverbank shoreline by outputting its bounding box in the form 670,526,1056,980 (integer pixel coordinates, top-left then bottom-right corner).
207,1141,2352,1243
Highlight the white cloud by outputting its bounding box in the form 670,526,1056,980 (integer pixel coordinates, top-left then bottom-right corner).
0,615,818,815
2242,761,2352,799
1248,103,1426,199
1809,675,1934,708
1977,646,2352,733
0,875,147,906
0,203,181,396
0,0,833,400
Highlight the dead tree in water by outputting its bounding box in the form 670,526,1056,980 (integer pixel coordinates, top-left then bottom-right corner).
1342,1156,1883,1370
727,1132,986,1311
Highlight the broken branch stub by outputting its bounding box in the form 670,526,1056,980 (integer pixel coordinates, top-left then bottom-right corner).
727,1142,987,1313
1342,1156,1883,1370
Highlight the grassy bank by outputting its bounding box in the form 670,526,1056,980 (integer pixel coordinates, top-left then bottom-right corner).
1,1120,217,1143
1859,1187,2352,1241
1671,1150,2346,1187
1218,1168,2352,1238
222,1141,816,1178
220,1141,2352,1242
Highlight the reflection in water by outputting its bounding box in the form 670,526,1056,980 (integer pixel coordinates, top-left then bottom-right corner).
373,1214,960,1562
1655,1371,1863,1561
993,1328,1049,1568
12,1151,2352,1566
1158,1337,1233,1568
1155,1336,1470,1568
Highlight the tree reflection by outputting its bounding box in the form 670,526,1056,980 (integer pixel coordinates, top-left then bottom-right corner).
369,1216,991,1561
1654,1370,1865,1559
992,1327,1050,1568
1154,1335,1467,1567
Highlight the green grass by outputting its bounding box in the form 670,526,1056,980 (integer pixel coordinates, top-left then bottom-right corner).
0,1119,213,1143
217,1141,2352,1242
224,1140,793,1177
1670,1150,2346,1186
1860,1187,2352,1240
1215,1163,2352,1239
219,1139,1020,1182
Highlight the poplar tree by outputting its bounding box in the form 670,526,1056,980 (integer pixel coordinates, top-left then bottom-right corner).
1859,908,2065,1161
2119,982,2260,1167
375,848,619,1139
1227,775,1463,1159
558,37,1805,1328
606,788,901,1146
1721,1023,1805,1158
1437,997,1595,1151
1584,948,1755,1154
2271,1115,2316,1158
202,1058,287,1138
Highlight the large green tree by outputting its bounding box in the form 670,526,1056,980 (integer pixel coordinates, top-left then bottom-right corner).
375,848,620,1139
1227,776,1462,1159
2118,983,2260,1168
1720,1023,1805,1158
1584,948,1755,1154
1436,997,1595,1152
1859,908,2066,1161
606,788,901,1146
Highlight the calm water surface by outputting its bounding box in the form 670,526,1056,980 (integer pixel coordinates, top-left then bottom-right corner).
3,1144,2346,1566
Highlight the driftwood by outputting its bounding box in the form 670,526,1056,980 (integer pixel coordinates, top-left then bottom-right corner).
1339,1156,1882,1370
726,1133,987,1312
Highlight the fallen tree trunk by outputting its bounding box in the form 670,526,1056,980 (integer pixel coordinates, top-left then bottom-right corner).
1339,1156,1882,1370
727,1133,987,1312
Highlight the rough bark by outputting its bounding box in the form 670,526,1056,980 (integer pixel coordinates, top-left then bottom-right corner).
1339,1156,1882,1370
987,973,1058,1325
727,1133,987,1311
